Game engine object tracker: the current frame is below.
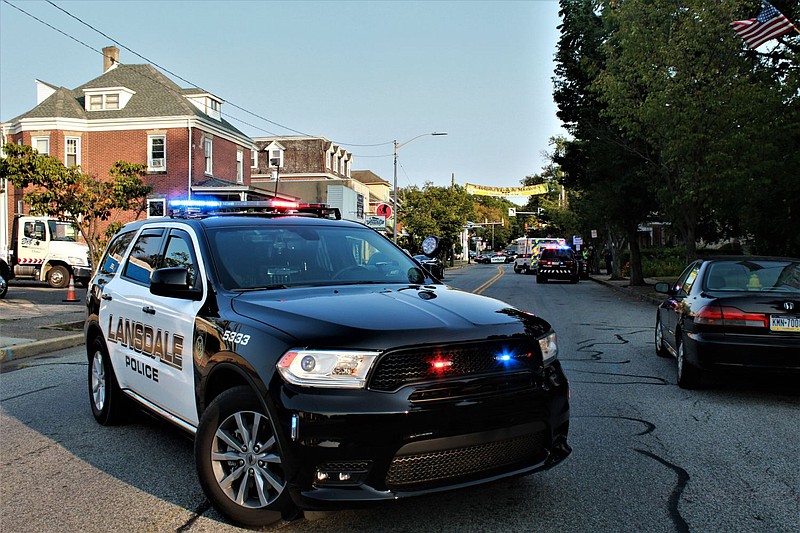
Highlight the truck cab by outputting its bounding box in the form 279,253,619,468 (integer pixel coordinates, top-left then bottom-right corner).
7,215,92,288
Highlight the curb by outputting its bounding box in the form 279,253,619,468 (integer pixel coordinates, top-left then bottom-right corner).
0,333,85,365
588,276,662,305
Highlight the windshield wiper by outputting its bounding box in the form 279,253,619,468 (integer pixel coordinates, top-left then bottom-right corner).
237,284,289,291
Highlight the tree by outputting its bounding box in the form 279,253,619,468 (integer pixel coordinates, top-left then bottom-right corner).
596,0,780,262
400,183,473,260
553,2,657,284
1,143,152,265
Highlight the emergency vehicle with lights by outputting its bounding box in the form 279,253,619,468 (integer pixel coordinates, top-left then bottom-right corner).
84,199,571,527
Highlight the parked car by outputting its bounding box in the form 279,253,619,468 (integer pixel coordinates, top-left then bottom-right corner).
476,253,491,264
84,199,571,526
654,256,800,389
413,254,445,279
537,246,579,284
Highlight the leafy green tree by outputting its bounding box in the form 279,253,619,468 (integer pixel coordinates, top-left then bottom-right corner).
400,183,473,261
1,142,152,265
596,0,782,262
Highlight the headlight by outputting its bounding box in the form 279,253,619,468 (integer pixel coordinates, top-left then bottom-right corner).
277,349,381,388
538,331,558,363
68,256,87,266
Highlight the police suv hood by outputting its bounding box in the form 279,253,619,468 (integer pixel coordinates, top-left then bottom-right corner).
230,284,549,347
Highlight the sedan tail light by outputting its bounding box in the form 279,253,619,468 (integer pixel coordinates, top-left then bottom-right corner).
695,305,768,328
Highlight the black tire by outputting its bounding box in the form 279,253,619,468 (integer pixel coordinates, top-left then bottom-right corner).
47,265,70,288
195,386,294,527
0,271,7,299
537,274,546,284
654,315,670,358
676,336,702,389
513,265,521,274
88,336,127,425
570,276,579,284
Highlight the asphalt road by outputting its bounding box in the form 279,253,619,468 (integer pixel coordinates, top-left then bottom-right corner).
1,264,797,532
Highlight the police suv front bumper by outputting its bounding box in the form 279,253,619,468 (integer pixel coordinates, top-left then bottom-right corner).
272,363,571,509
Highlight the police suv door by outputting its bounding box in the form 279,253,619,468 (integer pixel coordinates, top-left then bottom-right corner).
103,227,166,402
143,226,205,426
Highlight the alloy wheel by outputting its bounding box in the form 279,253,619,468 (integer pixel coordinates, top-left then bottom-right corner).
211,410,286,509
91,350,106,412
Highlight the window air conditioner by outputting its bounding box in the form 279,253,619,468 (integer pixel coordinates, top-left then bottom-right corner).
151,158,164,168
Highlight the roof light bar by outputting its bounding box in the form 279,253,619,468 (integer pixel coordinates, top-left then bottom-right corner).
166,199,341,220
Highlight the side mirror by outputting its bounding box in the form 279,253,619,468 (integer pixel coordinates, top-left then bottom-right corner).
654,282,672,295
421,236,441,258
150,267,203,300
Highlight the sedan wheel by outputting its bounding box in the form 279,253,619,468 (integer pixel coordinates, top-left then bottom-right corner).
196,386,293,526
676,337,702,389
654,316,670,358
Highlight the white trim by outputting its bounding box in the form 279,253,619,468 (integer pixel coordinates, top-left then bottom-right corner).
65,136,81,167
31,136,50,155
251,148,258,168
83,87,136,110
2,115,251,147
148,134,166,171
236,148,244,183
146,198,166,218
204,137,213,175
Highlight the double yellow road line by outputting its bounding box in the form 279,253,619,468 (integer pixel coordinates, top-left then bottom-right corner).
473,265,505,295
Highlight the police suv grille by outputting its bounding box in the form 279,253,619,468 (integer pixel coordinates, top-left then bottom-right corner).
385,431,546,491
368,340,539,392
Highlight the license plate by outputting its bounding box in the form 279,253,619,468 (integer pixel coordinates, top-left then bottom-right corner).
770,315,800,332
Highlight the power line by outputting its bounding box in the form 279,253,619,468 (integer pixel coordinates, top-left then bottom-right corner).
7,0,393,148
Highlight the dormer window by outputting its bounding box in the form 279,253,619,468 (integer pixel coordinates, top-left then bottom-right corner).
84,87,134,111
264,141,285,168
186,93,223,121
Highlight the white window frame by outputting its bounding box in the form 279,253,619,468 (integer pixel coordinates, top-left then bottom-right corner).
251,149,258,168
105,93,120,110
204,138,213,175
32,136,50,155
326,151,331,169
148,135,166,172
269,148,283,168
65,136,81,167
147,198,166,218
236,148,244,183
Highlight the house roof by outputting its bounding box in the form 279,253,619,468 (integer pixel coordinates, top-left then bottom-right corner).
351,170,389,186
9,64,246,138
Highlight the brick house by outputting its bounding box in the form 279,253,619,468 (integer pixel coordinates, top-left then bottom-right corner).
1,46,272,229
251,136,376,223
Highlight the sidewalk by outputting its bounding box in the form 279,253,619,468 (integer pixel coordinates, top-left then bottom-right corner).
0,297,85,364
588,273,666,305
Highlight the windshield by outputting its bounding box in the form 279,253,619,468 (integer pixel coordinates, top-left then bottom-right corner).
208,224,433,290
47,220,80,242
704,260,800,292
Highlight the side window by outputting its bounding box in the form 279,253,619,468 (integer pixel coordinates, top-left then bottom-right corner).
99,231,136,275
122,229,165,286
674,262,700,297
160,229,199,287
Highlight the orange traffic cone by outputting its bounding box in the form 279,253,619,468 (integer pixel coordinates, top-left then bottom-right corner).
63,274,81,303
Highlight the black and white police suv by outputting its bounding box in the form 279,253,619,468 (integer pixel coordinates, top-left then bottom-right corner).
85,200,571,526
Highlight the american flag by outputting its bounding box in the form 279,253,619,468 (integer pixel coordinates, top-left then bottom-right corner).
731,2,795,49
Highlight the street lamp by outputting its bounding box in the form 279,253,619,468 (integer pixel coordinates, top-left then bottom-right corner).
392,131,448,242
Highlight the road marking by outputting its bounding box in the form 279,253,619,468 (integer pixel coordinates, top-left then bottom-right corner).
473,266,504,295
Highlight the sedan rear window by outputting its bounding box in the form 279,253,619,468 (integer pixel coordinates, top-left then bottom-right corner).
705,260,800,292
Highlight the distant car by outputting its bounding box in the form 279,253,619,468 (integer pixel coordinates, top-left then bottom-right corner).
476,254,491,264
654,256,800,389
489,252,507,264
413,254,445,278
537,247,579,284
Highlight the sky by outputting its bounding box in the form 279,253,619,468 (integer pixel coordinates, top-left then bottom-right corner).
0,0,566,200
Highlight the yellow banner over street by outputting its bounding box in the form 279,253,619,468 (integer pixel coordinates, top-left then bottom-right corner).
465,183,549,197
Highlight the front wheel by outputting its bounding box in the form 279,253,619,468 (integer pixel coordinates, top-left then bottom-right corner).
195,386,294,527
537,274,546,284
47,265,70,288
0,271,7,298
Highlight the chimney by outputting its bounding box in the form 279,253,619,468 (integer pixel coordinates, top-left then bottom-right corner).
103,46,119,72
